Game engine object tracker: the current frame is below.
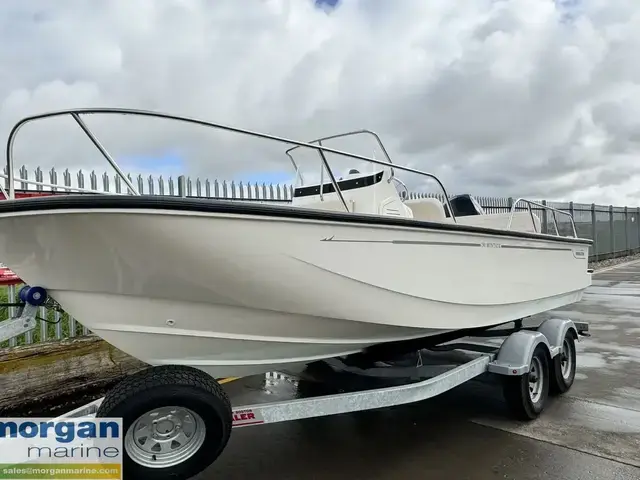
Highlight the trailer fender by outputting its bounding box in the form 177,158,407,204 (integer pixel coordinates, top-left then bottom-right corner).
488,330,552,376
536,317,579,351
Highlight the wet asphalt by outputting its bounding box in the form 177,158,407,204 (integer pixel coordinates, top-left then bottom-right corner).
196,262,640,480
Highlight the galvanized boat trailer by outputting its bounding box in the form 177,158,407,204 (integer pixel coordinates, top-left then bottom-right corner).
2,285,589,480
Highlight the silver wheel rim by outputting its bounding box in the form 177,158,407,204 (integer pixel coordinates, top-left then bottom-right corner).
528,356,544,404
125,406,206,469
561,339,573,381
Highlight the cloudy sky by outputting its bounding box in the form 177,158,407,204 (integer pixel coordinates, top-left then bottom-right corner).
1,0,640,205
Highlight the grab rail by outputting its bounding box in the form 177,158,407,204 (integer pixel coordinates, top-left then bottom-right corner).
507,198,578,238
4,108,458,222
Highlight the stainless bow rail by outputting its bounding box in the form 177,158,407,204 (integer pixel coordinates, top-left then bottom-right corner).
2,107,458,221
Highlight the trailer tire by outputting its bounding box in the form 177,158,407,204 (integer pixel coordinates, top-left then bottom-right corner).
96,365,232,480
549,331,577,395
503,344,550,421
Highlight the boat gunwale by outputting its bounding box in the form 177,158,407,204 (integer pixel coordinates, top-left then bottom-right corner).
0,195,593,246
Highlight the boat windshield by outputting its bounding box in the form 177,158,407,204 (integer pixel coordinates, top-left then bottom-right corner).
286,130,394,190
291,152,385,190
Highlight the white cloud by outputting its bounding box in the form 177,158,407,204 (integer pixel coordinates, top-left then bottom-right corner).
2,0,640,205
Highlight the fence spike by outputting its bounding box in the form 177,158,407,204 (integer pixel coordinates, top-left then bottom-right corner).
35,167,43,190
63,169,72,192
137,174,144,195
49,167,58,192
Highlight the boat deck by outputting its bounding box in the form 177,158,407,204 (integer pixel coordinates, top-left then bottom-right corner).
194,260,640,479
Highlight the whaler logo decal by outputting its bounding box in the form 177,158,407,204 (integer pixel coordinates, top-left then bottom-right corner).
232,409,264,428
480,242,502,248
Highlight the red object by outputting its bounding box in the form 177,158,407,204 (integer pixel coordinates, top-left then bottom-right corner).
1,189,99,200
15,191,56,199
0,266,21,286
1,190,66,200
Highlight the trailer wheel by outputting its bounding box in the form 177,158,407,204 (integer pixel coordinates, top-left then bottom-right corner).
96,365,232,480
549,331,577,395
503,344,550,420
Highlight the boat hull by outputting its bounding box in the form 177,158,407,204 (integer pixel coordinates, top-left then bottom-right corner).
0,200,591,377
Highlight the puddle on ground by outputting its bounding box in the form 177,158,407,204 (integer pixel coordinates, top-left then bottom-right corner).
611,281,640,289
472,396,640,467
585,287,640,296
558,398,640,434
589,324,618,331
606,387,640,411
582,294,640,314
576,351,608,368
581,340,640,360
608,355,636,365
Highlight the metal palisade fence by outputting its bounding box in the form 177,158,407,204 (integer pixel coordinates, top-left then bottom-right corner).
5,165,296,202
2,165,640,348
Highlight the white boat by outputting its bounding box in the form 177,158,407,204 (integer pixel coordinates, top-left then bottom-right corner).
0,108,592,378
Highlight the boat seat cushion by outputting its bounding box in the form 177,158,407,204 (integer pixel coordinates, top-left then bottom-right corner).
404,198,450,223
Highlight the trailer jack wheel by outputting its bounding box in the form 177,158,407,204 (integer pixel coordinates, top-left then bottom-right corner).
503,344,550,420
96,365,232,480
549,331,577,395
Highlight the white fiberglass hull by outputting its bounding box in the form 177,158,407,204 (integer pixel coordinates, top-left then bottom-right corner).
0,197,591,378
